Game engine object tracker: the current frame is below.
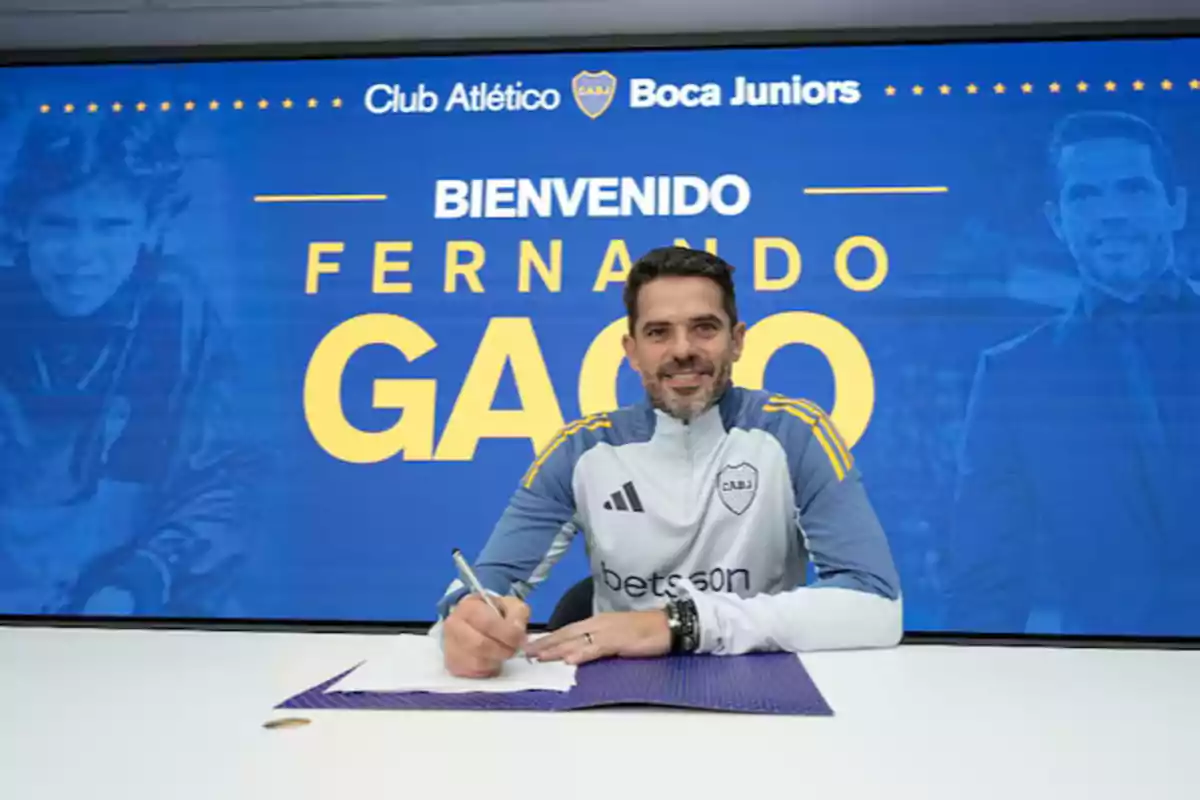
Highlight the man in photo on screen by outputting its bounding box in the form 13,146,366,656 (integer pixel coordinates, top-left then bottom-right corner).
0,112,257,617
945,110,1200,637
433,245,902,678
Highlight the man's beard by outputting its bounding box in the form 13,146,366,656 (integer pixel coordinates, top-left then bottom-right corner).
1081,234,1175,305
646,356,732,422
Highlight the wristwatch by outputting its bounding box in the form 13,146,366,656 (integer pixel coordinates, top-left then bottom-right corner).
664,596,699,653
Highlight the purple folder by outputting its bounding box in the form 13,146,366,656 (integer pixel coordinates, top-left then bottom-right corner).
277,653,833,716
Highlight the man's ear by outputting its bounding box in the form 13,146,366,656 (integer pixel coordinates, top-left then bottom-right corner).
1169,185,1188,232
1044,200,1066,244
730,320,747,362
622,332,641,374
142,208,169,251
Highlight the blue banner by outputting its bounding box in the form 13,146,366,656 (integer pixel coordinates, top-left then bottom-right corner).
1,36,1198,636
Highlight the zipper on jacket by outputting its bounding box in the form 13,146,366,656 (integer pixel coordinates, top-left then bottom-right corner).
685,421,694,495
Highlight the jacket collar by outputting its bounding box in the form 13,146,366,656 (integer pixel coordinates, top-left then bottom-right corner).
645,382,738,446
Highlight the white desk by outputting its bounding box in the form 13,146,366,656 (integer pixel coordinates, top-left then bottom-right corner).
1,626,1195,799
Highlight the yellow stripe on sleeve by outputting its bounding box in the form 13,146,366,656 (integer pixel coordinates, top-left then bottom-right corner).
766,396,854,470
521,414,611,488
787,398,854,471
762,401,848,481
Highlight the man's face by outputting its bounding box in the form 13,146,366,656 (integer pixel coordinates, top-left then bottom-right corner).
1046,136,1187,303
24,180,151,318
623,275,745,422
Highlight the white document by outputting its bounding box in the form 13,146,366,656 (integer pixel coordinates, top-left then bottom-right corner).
330,633,577,694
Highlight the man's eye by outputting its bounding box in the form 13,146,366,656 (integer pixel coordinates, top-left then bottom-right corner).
35,217,73,230
1118,179,1153,196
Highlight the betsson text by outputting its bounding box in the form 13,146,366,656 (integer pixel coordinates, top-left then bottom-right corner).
364,81,561,114
629,75,861,108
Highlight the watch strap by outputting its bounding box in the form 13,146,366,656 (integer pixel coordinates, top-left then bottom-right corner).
666,596,699,653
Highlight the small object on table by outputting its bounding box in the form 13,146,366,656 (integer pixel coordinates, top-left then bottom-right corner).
262,717,311,730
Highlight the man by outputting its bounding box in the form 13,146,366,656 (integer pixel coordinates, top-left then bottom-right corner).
946,111,1200,637
0,111,257,616
436,246,902,678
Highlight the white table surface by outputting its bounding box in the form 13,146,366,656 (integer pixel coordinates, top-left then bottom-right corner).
1,625,1196,800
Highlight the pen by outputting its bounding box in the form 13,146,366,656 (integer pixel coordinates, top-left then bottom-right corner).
452,548,505,617
451,548,528,660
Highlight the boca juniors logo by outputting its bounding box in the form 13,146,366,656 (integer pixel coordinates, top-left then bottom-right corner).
572,70,617,119
717,462,758,515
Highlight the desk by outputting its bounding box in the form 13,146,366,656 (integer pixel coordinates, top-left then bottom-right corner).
0,626,1195,799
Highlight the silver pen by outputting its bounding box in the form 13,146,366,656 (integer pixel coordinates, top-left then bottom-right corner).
451,548,528,660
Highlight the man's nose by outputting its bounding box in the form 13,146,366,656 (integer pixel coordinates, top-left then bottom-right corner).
667,329,695,359
1094,190,1134,224
56,227,98,262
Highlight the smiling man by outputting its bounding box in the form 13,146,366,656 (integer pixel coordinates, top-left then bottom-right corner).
945,111,1200,637
436,245,902,678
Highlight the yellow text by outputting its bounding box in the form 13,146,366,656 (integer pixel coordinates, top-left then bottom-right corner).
304,312,874,463
303,236,888,295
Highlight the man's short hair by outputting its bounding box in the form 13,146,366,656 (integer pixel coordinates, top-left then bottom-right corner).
2,112,187,230
1047,110,1176,194
623,246,739,333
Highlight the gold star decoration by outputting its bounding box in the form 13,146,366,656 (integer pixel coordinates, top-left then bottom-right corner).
1105,81,1117,92
993,82,1006,94
912,84,924,96
1191,79,1200,90
282,98,294,109
1162,79,1174,90
331,97,343,108
258,99,269,109
87,103,98,113
307,97,319,108
160,101,171,112
884,85,896,96
1021,83,1033,94
112,102,123,112
234,99,245,110
938,84,950,95
1133,80,1145,91
39,104,50,114
136,101,147,112
1076,81,1089,92
1049,82,1062,93
966,83,979,94
209,100,220,110
64,103,75,113
184,101,196,111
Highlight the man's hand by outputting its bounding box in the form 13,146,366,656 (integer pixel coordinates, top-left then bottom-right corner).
442,594,531,679
525,610,671,666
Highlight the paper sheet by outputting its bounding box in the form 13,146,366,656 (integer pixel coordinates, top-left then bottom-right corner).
329,633,577,694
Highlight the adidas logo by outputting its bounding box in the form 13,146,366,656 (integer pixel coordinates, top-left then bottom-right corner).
602,481,644,513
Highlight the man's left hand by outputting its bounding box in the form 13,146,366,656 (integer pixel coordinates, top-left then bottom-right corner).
525,610,672,665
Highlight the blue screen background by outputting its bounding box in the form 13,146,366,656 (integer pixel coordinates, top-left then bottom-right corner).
1,36,1197,637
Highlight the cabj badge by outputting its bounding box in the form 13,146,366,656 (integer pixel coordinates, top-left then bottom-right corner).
572,70,618,119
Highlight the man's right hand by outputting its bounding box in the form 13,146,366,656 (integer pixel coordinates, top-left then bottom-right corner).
443,594,530,678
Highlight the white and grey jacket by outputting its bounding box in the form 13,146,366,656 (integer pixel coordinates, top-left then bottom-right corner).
437,385,903,654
